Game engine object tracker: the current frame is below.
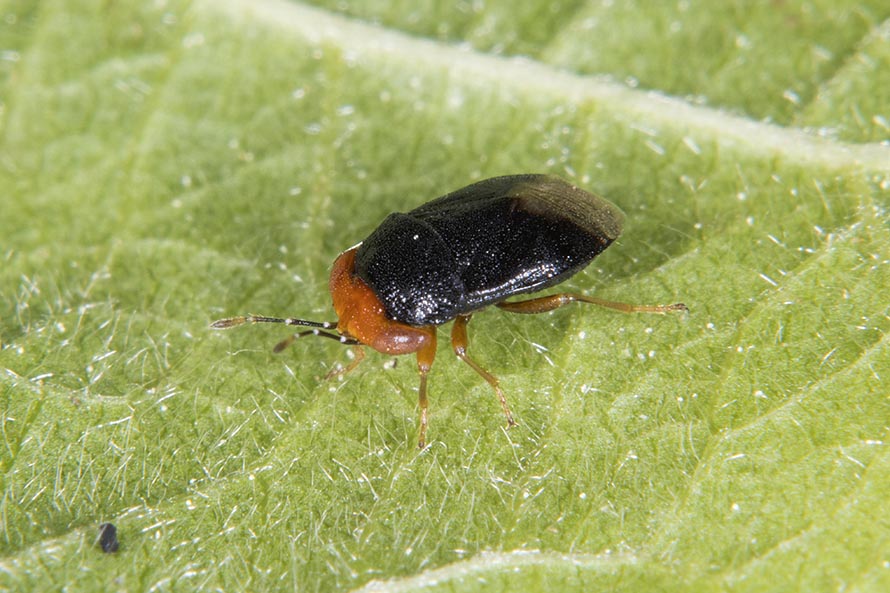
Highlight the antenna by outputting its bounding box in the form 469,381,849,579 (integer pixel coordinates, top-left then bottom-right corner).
210,314,359,350
210,315,336,330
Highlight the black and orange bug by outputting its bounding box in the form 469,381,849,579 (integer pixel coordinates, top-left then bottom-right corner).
212,174,686,448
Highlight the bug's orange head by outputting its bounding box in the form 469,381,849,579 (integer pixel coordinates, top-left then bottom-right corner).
329,247,435,358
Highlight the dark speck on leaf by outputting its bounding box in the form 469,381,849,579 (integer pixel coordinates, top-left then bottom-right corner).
96,522,119,553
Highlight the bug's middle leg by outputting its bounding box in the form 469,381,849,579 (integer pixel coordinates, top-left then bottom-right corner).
496,294,688,315
451,314,517,429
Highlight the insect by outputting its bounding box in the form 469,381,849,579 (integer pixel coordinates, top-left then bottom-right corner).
212,174,686,448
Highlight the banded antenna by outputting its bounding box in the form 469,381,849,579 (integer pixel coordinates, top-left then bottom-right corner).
210,314,359,351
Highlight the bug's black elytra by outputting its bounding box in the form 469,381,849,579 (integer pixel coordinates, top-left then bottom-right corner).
212,174,687,448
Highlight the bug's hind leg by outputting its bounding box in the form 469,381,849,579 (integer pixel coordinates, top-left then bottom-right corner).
496,294,688,315
451,314,517,429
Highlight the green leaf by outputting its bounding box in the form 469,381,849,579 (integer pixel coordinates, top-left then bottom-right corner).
2,1,889,591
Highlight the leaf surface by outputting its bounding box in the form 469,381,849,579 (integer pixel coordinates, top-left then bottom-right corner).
1,1,889,591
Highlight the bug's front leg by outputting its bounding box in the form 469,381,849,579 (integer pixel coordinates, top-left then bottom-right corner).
417,368,430,449
322,346,366,381
414,330,438,449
